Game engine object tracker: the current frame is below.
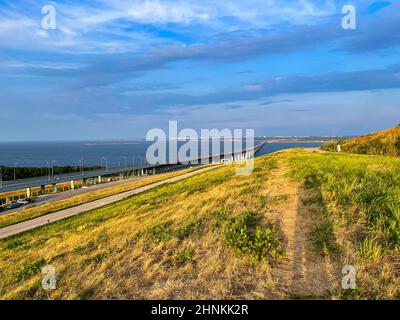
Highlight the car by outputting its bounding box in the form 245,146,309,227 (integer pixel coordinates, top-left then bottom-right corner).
6,202,22,209
25,198,36,203
17,199,29,205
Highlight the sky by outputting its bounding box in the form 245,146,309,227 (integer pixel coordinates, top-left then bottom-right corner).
0,0,399,141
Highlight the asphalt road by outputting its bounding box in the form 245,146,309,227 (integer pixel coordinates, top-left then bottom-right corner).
0,166,217,239
1,175,146,215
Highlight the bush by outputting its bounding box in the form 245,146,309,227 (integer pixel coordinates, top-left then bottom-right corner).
223,212,282,262
14,258,47,282
5,239,27,250
146,222,172,242
176,220,203,240
173,250,194,265
321,140,341,152
207,207,230,230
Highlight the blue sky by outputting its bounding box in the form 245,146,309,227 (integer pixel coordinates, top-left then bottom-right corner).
0,0,399,141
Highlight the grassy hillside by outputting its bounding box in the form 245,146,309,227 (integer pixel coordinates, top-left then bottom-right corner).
0,149,399,299
321,125,400,156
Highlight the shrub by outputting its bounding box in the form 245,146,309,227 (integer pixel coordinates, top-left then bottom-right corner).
207,207,230,230
223,212,282,262
321,140,341,152
146,222,172,242
14,258,47,282
173,250,194,265
5,239,27,250
176,220,203,240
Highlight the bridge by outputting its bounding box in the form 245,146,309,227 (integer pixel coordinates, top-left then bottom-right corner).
0,142,265,202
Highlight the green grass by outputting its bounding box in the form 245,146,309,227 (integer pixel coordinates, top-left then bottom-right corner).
14,258,47,283
359,237,382,262
290,152,400,252
176,220,203,240
310,219,338,255
289,150,400,299
173,249,194,265
146,222,173,242
222,212,283,263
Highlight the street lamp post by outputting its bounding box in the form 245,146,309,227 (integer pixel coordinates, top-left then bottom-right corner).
79,159,83,176
102,157,108,172
122,156,127,169
51,160,56,179
13,162,18,181
46,162,51,181
118,156,127,169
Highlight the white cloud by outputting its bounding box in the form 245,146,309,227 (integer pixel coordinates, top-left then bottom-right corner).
0,58,85,70
243,84,264,92
0,0,338,54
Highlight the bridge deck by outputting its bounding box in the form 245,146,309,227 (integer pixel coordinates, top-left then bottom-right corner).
0,142,265,194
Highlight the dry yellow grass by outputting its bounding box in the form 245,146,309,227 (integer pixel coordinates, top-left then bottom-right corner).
351,125,400,144
322,124,400,156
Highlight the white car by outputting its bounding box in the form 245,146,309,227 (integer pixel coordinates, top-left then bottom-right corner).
17,199,29,205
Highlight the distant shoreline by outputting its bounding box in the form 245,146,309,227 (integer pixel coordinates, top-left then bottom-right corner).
85,137,344,145
265,139,336,143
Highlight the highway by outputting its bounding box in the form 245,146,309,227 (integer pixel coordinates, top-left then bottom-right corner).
0,166,217,239
0,174,147,215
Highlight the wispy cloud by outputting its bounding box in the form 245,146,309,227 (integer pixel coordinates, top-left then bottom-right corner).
0,0,339,53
